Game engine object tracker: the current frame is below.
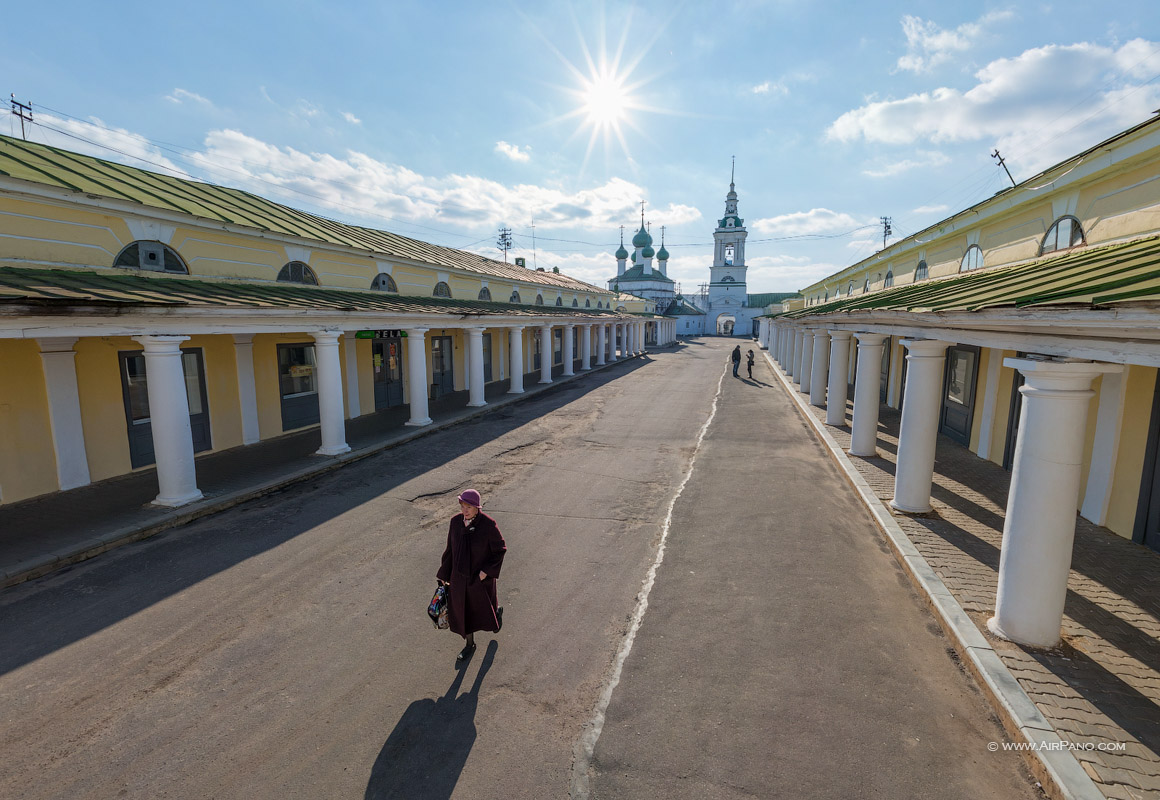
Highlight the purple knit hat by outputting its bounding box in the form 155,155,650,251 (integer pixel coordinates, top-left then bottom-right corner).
457,489,482,508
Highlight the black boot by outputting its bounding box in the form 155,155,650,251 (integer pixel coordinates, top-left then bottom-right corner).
496,607,504,632
456,641,476,663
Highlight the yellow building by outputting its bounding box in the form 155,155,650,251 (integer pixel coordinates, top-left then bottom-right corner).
761,114,1160,648
0,134,678,507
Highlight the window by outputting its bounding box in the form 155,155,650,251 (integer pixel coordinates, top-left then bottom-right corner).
1040,216,1085,255
572,298,579,307
370,273,397,292
278,261,318,285
585,298,591,308
915,260,929,281
847,280,855,295
433,281,451,298
478,286,492,301
721,275,735,283
555,297,564,306
616,305,627,312
724,244,735,265
535,294,544,305
597,301,603,309
862,279,869,293
114,241,188,274
960,245,983,272
824,291,828,302
510,291,521,304
884,269,894,288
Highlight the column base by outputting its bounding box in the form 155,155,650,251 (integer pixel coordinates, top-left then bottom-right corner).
467,401,487,408
316,443,352,456
538,378,552,384
507,388,525,395
152,489,204,508
889,497,932,514
849,446,876,457
563,371,575,377
986,616,1060,649
405,418,432,427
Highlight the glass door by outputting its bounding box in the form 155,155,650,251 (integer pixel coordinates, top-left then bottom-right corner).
939,345,980,446
278,343,320,431
431,336,454,398
481,333,493,383
119,348,212,469
372,336,405,409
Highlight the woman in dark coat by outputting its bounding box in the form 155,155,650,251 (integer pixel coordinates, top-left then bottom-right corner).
436,489,506,663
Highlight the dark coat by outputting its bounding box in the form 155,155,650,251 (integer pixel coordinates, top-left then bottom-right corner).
731,347,742,362
436,512,506,636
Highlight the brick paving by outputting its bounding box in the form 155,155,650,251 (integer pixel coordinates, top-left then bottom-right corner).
788,382,1160,800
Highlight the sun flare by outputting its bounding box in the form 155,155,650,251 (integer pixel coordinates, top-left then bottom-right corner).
582,71,629,128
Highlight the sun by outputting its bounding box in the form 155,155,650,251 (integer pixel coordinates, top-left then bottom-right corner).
582,71,629,128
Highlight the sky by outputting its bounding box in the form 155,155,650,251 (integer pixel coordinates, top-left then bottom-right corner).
3,1,1160,296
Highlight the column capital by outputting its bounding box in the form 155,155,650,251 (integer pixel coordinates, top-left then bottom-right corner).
36,337,79,353
311,330,343,345
900,338,949,357
1005,358,1121,393
854,332,889,346
132,334,190,354
827,330,852,341
404,326,430,336
464,325,487,335
232,333,256,346
507,324,525,332
539,323,553,331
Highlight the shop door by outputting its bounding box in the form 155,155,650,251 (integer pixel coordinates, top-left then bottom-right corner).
372,337,404,409
431,336,454,398
553,329,563,365
940,345,980,446
533,334,542,370
1133,373,1160,552
1003,370,1026,471
880,337,891,403
278,343,321,431
481,333,493,383
120,348,212,469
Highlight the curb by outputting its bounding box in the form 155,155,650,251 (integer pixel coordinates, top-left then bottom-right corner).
761,348,1104,800
3,350,662,591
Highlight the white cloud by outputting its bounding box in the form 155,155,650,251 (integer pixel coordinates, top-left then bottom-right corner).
746,255,844,291
342,112,361,125
495,141,531,162
862,150,950,177
912,204,950,214
895,11,1014,73
751,208,874,237
829,38,1160,175
845,238,880,251
752,81,786,96
750,71,813,97
33,113,189,177
193,129,700,234
164,88,212,107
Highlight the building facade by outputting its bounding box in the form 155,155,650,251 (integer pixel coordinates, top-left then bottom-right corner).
0,134,678,507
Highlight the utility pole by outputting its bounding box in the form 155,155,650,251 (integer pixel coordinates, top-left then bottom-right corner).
10,95,32,141
880,216,893,249
497,226,512,263
992,149,1016,187
530,220,537,270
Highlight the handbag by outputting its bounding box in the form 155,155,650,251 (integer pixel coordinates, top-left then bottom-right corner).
427,583,449,629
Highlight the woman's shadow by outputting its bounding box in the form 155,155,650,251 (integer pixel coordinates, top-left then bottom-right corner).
365,640,498,800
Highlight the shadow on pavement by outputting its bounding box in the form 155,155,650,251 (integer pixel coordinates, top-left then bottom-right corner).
364,640,498,800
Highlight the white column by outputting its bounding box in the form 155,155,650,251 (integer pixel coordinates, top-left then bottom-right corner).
610,324,620,362
36,337,91,490
826,331,853,426
561,325,575,376
809,331,829,407
781,325,792,369
989,359,1120,648
133,335,203,507
404,327,432,425
625,323,633,357
580,324,592,370
312,331,350,455
799,331,815,394
975,348,1003,460
232,334,261,445
539,325,553,384
1080,367,1127,525
640,322,646,352
889,339,950,513
792,329,804,383
850,333,888,457
508,326,525,394
466,327,487,407
596,324,607,366
343,331,361,419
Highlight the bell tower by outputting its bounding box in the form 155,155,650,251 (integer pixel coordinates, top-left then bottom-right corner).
708,158,748,310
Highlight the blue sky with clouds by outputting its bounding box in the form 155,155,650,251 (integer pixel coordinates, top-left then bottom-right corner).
4,1,1160,294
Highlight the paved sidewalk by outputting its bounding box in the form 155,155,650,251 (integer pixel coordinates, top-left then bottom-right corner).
778,356,1160,800
0,353,653,589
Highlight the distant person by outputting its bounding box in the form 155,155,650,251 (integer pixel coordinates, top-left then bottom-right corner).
731,345,741,377
747,349,755,379
437,489,506,664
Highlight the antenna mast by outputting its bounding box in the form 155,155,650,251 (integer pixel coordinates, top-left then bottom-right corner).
992,149,1016,187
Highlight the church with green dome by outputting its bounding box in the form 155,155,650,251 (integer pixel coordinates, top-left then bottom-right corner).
607,212,677,313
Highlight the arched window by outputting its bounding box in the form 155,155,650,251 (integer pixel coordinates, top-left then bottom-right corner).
555,297,564,306
370,273,397,292
824,291,828,302
721,275,735,282
433,281,451,298
585,298,591,308
113,241,188,274
884,269,894,288
278,261,318,285
478,286,492,301
535,294,544,305
510,291,521,304
847,280,855,295
616,305,627,312
915,260,929,281
1040,216,1085,255
572,298,579,307
597,301,603,309
960,245,983,272
724,244,735,265
862,278,869,293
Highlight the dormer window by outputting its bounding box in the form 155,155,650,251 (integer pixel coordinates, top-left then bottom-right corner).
278,261,318,285
432,281,452,298
915,260,929,281
1040,216,1085,255
370,273,397,292
114,241,188,274
478,287,492,301
960,245,983,272
884,269,894,288
510,291,521,304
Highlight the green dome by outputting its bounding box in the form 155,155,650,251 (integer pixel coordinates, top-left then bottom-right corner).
641,244,655,258
615,244,629,259
657,245,669,260
631,225,651,248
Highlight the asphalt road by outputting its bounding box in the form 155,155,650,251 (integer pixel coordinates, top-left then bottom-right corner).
0,338,1038,799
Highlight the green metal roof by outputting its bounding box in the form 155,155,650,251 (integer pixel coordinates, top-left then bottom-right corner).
0,266,631,318
747,292,799,308
779,235,1160,319
612,264,675,283
663,296,705,316
0,134,604,295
